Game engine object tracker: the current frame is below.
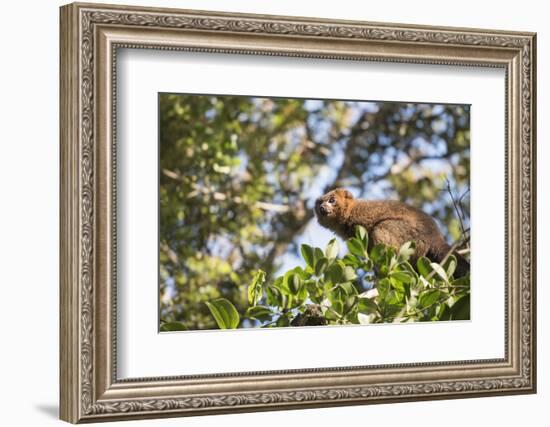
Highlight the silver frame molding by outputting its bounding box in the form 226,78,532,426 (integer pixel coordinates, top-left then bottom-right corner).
60,2,537,423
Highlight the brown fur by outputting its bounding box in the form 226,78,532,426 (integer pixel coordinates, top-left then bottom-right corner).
314,188,469,277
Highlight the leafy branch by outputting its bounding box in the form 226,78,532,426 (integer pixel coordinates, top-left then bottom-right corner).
202,226,470,330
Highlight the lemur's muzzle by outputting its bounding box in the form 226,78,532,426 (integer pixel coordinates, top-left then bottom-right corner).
315,198,328,216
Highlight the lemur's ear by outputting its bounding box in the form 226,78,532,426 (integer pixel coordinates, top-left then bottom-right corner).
337,188,353,199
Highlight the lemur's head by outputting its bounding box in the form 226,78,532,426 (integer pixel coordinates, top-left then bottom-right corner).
314,188,354,228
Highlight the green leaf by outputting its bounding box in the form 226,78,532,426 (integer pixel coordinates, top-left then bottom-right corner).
313,248,325,266
205,298,240,329
390,270,414,284
275,313,291,327
347,238,366,258
358,297,378,315
382,303,402,318
301,244,315,269
291,265,310,280
326,262,344,283
266,286,284,308
247,269,266,306
355,225,368,248
328,287,346,315
436,303,449,320
389,276,406,292
342,253,360,268
419,289,441,309
343,265,357,281
386,247,397,267
315,257,329,276
386,289,404,305
295,282,309,304
339,282,358,296
377,278,390,298
331,299,344,315
344,296,357,313
245,306,274,322
370,244,386,264
280,271,293,292
273,276,284,287
305,279,323,303
451,276,470,289
442,255,457,279
449,294,470,320
398,241,416,262
160,321,188,332
417,257,432,278
288,273,302,294
325,238,339,260
362,258,374,271
324,308,341,321
395,261,419,279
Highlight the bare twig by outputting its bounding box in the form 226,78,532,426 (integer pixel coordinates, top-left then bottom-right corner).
162,169,290,213
444,178,468,237
378,154,450,182
458,188,470,204
160,241,180,265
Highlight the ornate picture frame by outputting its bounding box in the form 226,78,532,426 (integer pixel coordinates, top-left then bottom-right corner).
60,2,536,423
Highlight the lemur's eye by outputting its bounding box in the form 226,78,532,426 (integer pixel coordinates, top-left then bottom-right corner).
329,197,335,204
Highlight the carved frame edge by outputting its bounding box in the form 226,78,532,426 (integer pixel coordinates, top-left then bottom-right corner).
59,2,536,423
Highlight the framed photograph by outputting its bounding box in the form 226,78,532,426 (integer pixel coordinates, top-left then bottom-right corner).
60,2,537,423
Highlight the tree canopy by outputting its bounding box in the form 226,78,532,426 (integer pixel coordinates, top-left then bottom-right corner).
159,93,470,330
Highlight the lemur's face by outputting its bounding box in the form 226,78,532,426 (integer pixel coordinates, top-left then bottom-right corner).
314,188,354,227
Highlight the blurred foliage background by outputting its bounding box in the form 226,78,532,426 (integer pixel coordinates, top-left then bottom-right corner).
159,93,470,330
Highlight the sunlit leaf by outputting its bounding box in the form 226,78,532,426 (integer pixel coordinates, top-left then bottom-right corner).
398,241,416,262
245,305,274,322
326,262,344,283
417,257,433,278
205,298,240,329
354,225,368,248
313,248,325,267
347,238,366,258
315,257,329,276
247,269,266,306
160,321,188,332
343,266,357,281
301,244,315,269
419,289,441,309
266,286,285,308
358,297,378,315
288,273,302,294
430,262,449,283
442,255,457,279
370,244,386,264
377,278,390,298
342,253,360,268
325,238,339,260
390,271,414,284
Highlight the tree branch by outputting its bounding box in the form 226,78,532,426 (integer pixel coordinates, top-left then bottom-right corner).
162,169,291,213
